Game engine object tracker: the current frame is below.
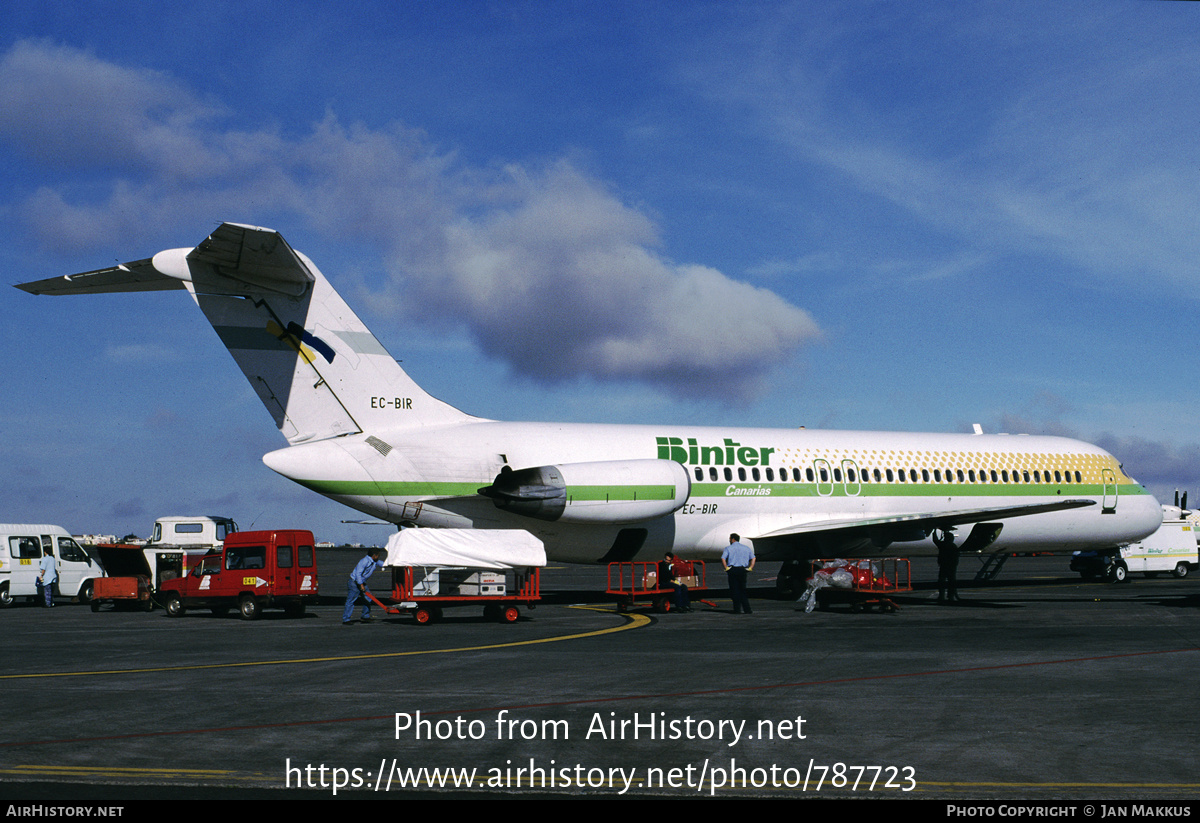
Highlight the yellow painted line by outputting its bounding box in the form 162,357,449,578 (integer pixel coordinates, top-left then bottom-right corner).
0,606,650,680
3,765,236,778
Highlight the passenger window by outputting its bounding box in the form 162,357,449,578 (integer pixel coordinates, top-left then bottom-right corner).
710,467,719,481
277,546,293,568
752,468,760,482
243,546,266,570
737,468,746,482
9,536,40,559
765,468,774,481
724,467,733,482
694,467,703,482
298,546,314,568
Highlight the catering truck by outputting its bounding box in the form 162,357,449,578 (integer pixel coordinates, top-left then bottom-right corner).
159,529,318,619
91,516,239,611
1071,514,1198,582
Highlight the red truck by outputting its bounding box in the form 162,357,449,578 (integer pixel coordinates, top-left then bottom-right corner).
160,529,318,619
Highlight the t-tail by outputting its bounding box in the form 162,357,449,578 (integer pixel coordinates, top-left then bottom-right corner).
17,222,476,443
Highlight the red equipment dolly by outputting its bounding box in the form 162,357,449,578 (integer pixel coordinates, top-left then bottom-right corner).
368,564,541,625
606,559,712,613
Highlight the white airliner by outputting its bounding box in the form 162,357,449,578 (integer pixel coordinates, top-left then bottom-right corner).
17,223,1162,588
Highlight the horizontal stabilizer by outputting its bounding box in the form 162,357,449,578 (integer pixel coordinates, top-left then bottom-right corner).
16,258,184,295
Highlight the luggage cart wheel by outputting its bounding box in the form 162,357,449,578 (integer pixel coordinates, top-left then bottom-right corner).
501,606,520,623
414,607,434,625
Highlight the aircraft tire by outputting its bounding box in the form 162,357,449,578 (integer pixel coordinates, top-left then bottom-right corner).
1110,562,1128,584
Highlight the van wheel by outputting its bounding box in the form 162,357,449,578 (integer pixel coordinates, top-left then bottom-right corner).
78,580,94,604
165,594,185,617
1173,563,1190,579
0,583,11,608
239,595,261,620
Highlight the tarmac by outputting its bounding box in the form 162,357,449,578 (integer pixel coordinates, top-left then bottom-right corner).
1,551,1198,801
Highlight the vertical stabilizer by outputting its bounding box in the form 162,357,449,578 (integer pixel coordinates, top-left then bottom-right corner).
18,223,477,443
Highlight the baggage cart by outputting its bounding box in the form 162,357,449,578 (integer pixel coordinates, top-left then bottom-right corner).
606,559,712,613
808,557,911,613
90,574,154,612
369,564,541,624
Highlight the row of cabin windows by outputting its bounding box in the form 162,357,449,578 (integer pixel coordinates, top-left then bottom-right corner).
692,465,1087,485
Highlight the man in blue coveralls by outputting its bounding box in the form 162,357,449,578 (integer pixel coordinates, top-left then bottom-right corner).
344,547,384,624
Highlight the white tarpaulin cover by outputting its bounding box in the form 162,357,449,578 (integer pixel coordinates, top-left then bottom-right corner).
383,529,546,569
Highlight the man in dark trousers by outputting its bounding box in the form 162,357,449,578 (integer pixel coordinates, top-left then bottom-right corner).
721,534,755,614
934,529,961,603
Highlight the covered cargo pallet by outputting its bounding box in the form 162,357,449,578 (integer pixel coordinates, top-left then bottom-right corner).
370,529,545,624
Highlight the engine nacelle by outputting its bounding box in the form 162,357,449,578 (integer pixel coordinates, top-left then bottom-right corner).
479,459,691,524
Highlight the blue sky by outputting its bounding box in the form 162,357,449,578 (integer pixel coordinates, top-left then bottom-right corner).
2,1,1198,544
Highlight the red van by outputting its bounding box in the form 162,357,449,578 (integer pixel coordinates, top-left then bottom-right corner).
160,529,318,619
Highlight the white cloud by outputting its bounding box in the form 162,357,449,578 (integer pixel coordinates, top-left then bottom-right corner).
0,40,821,399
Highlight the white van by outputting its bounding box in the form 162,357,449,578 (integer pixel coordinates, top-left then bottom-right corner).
1121,519,1197,579
0,524,105,605
1072,518,1198,582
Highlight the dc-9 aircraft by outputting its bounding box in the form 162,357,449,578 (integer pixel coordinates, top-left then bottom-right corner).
17,223,1162,590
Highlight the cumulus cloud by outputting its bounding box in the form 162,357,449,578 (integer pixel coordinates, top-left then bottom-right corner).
0,40,820,398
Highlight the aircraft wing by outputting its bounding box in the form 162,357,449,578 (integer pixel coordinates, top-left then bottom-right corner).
15,223,313,298
752,498,1096,540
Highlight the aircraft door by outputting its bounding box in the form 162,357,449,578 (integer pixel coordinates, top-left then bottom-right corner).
813,459,834,497
841,459,862,497
1102,468,1117,514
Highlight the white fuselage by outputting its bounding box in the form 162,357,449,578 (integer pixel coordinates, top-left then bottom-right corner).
263,421,1163,564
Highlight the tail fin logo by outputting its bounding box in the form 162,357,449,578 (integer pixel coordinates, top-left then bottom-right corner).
266,320,336,365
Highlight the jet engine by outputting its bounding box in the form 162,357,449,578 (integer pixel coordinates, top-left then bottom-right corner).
479,459,691,524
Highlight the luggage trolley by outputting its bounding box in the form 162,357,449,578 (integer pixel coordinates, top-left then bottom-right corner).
370,564,540,624
606,559,712,613
806,557,912,613
367,528,545,625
